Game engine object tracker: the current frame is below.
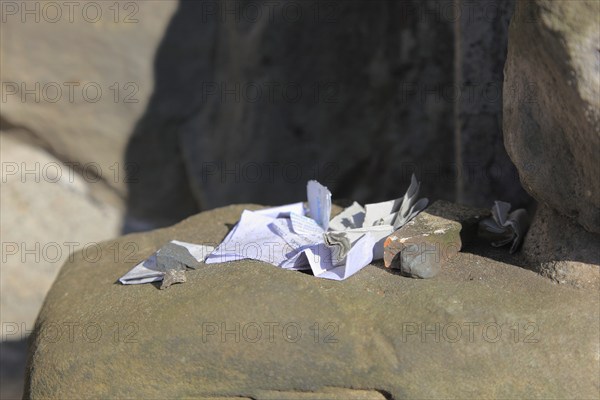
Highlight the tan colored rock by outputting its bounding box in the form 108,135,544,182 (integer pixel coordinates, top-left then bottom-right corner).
503,0,600,290
0,133,122,341
503,0,600,233
1,1,178,195
25,205,600,399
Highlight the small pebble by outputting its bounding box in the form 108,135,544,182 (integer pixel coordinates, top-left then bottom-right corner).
160,269,187,290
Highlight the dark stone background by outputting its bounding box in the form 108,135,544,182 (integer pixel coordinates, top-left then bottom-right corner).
123,0,529,232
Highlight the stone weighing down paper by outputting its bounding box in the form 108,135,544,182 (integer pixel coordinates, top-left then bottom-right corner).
324,174,429,260
206,207,375,280
119,177,427,284
206,177,428,280
119,240,215,285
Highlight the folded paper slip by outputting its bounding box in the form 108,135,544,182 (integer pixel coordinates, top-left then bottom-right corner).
119,240,215,285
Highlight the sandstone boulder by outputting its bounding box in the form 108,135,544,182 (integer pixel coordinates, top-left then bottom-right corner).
503,0,600,287
503,0,600,233
25,205,600,399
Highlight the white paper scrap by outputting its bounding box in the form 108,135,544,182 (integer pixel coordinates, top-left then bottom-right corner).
330,225,394,260
393,175,429,229
480,201,530,253
120,176,429,285
270,218,321,252
119,240,215,285
364,199,401,227
254,202,305,218
363,174,428,229
304,233,375,280
307,180,332,230
328,201,366,231
205,210,303,268
268,218,316,270
290,213,325,237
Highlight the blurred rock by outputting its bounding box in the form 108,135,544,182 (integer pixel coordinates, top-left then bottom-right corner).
0,1,178,195
503,0,600,233
125,0,458,229
25,205,600,398
0,133,122,341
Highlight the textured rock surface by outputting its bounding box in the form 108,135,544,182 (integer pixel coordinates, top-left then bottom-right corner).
383,211,462,278
523,204,600,290
503,0,600,233
26,205,600,399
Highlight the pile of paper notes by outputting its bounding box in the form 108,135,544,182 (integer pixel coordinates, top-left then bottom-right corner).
120,175,428,286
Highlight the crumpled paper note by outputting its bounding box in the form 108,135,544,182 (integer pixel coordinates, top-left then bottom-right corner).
480,201,530,253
